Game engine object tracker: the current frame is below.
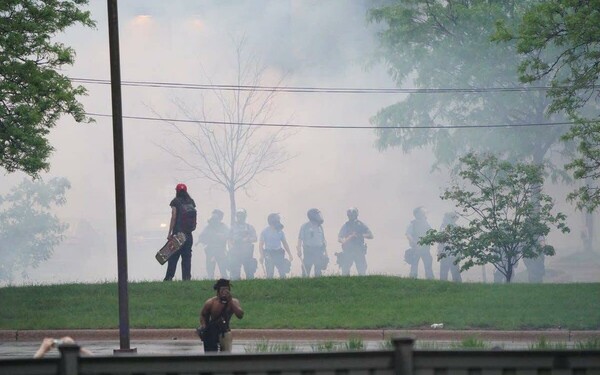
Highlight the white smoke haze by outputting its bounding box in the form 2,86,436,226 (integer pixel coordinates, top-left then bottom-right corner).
2,0,597,285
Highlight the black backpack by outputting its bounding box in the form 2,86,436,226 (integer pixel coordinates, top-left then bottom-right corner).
178,202,197,233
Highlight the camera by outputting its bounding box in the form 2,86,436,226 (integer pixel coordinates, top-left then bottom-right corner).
195,327,206,340
52,339,63,347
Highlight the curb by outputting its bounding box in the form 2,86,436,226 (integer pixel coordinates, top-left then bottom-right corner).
1,329,599,343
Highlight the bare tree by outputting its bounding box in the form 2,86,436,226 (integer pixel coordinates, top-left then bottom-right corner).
157,39,292,225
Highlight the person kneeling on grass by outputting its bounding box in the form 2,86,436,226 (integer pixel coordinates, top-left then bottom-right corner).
197,278,244,353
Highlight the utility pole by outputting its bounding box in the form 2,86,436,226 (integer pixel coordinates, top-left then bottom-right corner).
107,0,136,354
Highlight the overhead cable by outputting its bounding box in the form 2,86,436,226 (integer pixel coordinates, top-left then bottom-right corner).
86,112,574,129
71,77,560,94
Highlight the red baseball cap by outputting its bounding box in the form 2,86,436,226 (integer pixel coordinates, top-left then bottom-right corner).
176,183,187,192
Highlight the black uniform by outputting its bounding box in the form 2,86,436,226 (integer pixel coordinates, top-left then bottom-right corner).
229,222,258,280
337,220,371,275
198,220,229,279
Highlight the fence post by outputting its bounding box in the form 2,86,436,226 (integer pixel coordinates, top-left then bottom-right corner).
392,337,414,375
58,343,80,375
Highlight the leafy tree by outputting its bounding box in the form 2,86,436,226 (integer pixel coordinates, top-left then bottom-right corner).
494,0,600,211
0,0,95,176
420,153,569,283
368,1,571,171
0,177,71,282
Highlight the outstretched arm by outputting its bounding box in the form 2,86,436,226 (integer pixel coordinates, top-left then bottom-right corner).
33,338,55,358
34,336,91,358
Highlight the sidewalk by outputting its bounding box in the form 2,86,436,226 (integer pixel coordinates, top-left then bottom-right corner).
1,329,599,342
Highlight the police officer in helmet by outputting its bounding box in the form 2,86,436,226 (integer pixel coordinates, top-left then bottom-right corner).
406,206,434,279
228,208,258,280
198,209,229,279
337,207,373,275
297,208,328,277
259,213,294,278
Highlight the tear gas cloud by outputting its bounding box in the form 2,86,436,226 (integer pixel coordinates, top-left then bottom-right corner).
1,0,596,285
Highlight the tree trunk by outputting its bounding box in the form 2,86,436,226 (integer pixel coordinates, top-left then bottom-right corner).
584,177,594,252
229,188,236,228
505,264,513,283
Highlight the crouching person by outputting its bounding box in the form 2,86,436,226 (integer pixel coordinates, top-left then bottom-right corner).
198,278,244,353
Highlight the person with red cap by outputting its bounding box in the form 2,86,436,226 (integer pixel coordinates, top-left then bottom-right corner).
164,183,197,281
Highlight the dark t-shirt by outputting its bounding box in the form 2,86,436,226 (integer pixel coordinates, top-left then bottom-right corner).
230,222,257,248
406,218,431,248
199,222,229,249
338,220,371,251
170,197,196,234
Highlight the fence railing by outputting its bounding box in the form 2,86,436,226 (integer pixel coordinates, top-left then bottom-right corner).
1,338,598,375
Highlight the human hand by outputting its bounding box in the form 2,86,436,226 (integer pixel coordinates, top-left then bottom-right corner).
59,336,75,345
34,337,73,358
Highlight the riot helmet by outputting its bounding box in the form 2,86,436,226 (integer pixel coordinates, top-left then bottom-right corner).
267,213,284,230
307,208,324,224
209,209,224,223
236,208,247,223
413,206,426,220
346,207,359,221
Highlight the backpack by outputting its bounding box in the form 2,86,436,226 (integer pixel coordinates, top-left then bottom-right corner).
178,202,197,233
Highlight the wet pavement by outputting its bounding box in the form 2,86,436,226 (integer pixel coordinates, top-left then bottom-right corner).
1,329,599,359
0,339,391,358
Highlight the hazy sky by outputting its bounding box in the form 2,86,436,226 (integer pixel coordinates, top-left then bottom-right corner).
2,0,596,285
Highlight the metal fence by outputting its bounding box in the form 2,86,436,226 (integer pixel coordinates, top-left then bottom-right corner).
1,338,598,375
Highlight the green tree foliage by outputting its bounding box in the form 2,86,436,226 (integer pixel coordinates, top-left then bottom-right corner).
368,0,570,170
494,0,600,211
0,177,71,282
0,0,95,176
420,154,569,283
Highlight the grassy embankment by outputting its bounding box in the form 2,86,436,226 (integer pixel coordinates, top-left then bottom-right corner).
0,276,598,330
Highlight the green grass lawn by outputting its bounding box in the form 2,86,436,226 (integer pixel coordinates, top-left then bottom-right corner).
0,276,598,330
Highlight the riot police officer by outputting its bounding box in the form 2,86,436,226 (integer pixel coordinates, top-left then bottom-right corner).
228,208,258,280
437,212,462,282
297,208,328,277
337,207,373,275
406,206,434,279
259,213,293,278
198,209,229,279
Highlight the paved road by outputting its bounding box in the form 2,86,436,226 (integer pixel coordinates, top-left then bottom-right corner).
1,329,598,359
0,339,390,358
2,328,598,342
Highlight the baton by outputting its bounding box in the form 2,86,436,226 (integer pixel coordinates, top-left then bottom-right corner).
260,258,267,278
299,255,308,277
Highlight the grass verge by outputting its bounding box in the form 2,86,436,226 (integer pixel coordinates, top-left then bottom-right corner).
0,276,598,330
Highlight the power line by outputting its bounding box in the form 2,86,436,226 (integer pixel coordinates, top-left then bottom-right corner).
86,112,575,129
71,77,556,94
